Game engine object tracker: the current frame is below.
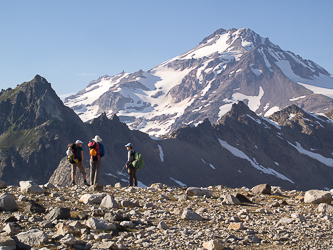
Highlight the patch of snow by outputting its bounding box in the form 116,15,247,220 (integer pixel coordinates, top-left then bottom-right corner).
290,96,306,101
246,114,261,124
209,164,216,169
218,87,264,118
149,135,161,140
261,117,281,130
275,162,279,166
218,139,294,183
250,64,262,76
264,106,280,117
170,177,187,187
288,141,333,167
158,145,164,162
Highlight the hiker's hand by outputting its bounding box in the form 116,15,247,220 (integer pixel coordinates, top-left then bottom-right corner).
126,165,128,168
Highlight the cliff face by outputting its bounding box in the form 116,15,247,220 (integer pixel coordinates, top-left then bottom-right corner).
0,75,88,184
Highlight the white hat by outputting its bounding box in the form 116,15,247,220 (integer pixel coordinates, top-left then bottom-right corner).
92,135,102,143
75,140,83,144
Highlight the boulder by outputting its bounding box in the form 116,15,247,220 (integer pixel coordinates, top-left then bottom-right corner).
59,233,76,245
304,190,332,204
317,203,333,213
150,183,165,189
158,220,169,230
44,182,56,189
0,236,16,249
19,181,44,194
236,193,252,203
252,183,271,194
203,239,224,250
228,222,244,231
0,193,18,212
100,195,119,209
24,201,46,214
85,218,116,231
185,187,212,197
45,207,71,221
222,194,241,205
115,182,122,188
79,193,105,204
13,229,48,249
181,209,203,221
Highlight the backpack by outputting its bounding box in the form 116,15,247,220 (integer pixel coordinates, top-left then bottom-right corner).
67,143,78,164
132,152,144,169
88,141,100,161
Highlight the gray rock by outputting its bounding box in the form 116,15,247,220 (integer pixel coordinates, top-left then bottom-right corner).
120,221,134,228
0,193,18,211
276,217,294,225
304,190,332,204
186,187,212,197
59,233,76,245
45,207,71,221
44,182,56,189
91,241,117,250
13,229,48,249
0,236,16,250
24,201,46,214
252,183,271,194
85,218,116,230
181,209,203,221
121,199,139,207
178,194,188,201
222,194,241,205
150,183,165,189
158,220,169,230
79,193,105,204
115,182,122,188
19,181,44,194
100,195,119,209
317,203,333,213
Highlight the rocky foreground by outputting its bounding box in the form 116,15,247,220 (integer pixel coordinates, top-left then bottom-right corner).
1,181,333,250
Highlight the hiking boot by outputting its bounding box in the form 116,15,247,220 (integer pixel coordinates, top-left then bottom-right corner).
84,180,90,186
71,181,76,187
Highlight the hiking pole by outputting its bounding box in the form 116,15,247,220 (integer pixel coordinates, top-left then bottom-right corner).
115,164,127,179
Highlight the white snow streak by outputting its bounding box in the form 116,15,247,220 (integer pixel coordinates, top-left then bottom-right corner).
158,145,164,162
170,177,187,187
218,139,294,183
288,141,333,167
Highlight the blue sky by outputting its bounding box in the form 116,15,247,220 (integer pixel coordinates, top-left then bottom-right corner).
1,0,332,98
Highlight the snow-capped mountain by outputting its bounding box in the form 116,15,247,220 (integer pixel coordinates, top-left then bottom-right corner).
64,28,333,137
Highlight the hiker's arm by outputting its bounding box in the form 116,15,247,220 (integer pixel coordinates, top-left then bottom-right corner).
80,150,84,162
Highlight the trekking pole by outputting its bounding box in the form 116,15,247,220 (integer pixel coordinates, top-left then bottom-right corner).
116,164,127,179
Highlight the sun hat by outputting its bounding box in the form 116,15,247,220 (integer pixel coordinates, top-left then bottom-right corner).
92,135,102,143
75,140,83,144
125,143,132,147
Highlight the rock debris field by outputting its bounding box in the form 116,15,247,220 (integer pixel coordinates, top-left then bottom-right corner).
1,181,333,250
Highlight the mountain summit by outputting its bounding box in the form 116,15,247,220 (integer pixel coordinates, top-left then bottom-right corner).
64,28,333,137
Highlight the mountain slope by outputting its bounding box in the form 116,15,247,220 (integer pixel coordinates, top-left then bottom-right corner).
64,28,333,137
0,75,89,184
2,76,333,190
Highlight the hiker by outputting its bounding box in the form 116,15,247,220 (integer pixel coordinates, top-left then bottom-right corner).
71,140,89,186
88,135,105,185
125,143,138,186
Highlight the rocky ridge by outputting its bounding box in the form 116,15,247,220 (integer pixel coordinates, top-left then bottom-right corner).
1,181,333,249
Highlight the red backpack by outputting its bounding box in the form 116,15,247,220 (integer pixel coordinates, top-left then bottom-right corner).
88,141,101,161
